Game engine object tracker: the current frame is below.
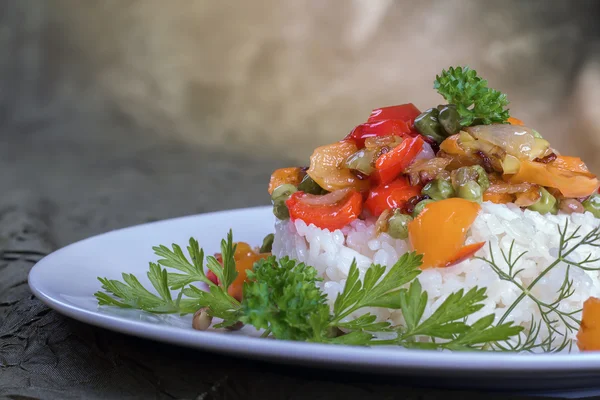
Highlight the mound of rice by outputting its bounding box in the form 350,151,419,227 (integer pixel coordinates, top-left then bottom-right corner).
272,202,600,350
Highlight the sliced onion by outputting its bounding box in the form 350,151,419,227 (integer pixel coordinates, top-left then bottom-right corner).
465,125,551,161
514,187,542,207
486,181,535,194
298,188,353,206
405,157,451,185
413,141,435,162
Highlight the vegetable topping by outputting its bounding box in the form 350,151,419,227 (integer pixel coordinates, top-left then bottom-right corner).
408,198,483,269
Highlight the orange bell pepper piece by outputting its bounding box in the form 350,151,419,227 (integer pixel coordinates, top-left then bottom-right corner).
268,167,305,195
408,198,483,269
483,192,514,204
507,117,524,126
507,160,599,198
577,297,600,351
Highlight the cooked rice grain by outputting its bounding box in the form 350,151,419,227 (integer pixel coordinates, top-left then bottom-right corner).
272,202,600,351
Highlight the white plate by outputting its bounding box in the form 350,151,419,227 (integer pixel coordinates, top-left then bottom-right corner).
28,206,600,395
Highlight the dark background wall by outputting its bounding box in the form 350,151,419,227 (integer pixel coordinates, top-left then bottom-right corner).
1,0,600,246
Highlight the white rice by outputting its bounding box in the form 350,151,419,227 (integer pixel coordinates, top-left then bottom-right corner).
272,202,600,351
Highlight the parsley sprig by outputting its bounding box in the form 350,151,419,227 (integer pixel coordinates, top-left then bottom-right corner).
95,231,523,350
434,66,510,126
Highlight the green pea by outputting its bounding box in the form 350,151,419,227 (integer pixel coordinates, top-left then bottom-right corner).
414,108,445,143
271,184,297,220
387,211,413,239
457,181,483,203
437,104,461,135
582,194,600,218
259,233,275,253
412,199,436,218
471,165,490,192
271,184,297,203
454,166,489,192
273,202,290,220
422,178,455,201
297,175,327,195
528,187,557,215
344,148,376,175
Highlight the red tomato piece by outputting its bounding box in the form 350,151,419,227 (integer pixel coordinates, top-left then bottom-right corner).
368,104,421,126
374,135,424,185
344,119,412,148
365,177,422,217
286,190,363,231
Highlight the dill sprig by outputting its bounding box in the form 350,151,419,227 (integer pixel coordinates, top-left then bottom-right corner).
478,220,600,352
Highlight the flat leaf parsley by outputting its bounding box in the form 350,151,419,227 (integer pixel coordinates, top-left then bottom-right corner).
95,231,523,350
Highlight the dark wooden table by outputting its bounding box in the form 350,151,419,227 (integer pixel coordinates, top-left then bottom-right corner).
0,123,561,400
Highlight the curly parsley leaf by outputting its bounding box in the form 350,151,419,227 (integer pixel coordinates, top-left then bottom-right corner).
240,256,331,341
434,66,510,126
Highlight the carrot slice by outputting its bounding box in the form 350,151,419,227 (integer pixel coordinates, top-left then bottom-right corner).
577,297,600,351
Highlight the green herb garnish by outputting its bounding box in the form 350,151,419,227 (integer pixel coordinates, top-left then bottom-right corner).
434,66,510,126
95,230,524,350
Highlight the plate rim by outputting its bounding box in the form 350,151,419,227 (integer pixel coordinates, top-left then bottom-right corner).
27,206,600,376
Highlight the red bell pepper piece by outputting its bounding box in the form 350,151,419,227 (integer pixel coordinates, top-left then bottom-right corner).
368,104,421,126
374,135,424,185
344,119,412,148
286,190,363,231
365,177,422,217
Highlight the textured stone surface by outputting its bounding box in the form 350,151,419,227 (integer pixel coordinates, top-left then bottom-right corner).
2,1,600,398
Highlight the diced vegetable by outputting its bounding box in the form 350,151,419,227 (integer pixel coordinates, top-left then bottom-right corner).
465,125,551,161
374,135,425,185
527,187,557,214
582,194,600,218
297,174,328,195
404,157,451,186
344,148,377,175
482,192,514,204
271,184,297,220
507,117,524,125
212,243,270,301
439,134,481,169
414,108,446,143
365,177,422,217
558,198,585,214
268,167,305,195
408,198,483,269
577,297,600,351
345,119,412,148
551,156,595,178
307,141,370,192
367,103,421,126
507,160,599,198
286,189,363,231
457,181,483,203
229,242,270,301
513,187,542,207
386,210,412,239
411,199,435,218
422,178,455,201
260,233,275,253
